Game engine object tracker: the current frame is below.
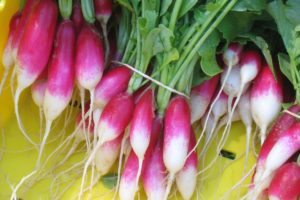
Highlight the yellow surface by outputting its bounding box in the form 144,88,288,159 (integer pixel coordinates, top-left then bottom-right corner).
0,1,256,199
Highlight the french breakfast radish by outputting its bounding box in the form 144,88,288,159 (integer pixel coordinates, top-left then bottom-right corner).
190,75,220,123
1,12,21,94
250,65,283,144
129,88,154,188
41,20,76,167
163,96,191,200
176,128,198,200
268,162,300,200
14,0,58,147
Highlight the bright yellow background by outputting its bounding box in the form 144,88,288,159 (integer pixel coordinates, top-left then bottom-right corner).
0,1,256,199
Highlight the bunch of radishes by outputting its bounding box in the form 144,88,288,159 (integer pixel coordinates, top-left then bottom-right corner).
1,0,300,200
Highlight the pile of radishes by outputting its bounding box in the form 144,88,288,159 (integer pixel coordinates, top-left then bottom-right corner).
1,0,300,200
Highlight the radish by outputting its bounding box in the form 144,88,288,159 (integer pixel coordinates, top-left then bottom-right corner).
268,162,300,200
250,64,283,144
1,12,21,94
71,1,84,33
250,121,300,199
129,88,154,189
192,43,242,156
79,92,134,198
163,96,191,200
14,0,58,147
142,138,166,200
176,128,198,200
40,20,76,167
94,0,112,65
75,23,105,148
190,75,220,123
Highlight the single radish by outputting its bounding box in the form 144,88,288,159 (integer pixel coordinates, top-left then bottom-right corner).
79,92,134,198
142,138,166,200
41,20,76,168
31,79,47,108
71,1,84,33
1,12,21,94
268,162,300,200
237,90,253,169
249,105,300,198
129,88,154,189
176,128,198,200
251,122,300,199
192,43,242,156
75,23,105,146
250,65,283,145
163,96,191,200
14,0,58,147
94,0,112,65
190,75,220,123
119,150,140,200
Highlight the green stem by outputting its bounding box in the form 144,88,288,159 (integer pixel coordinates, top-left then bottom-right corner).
19,0,26,11
81,0,95,23
59,0,73,19
178,23,198,52
169,0,183,32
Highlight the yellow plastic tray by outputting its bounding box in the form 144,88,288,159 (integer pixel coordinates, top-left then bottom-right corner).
0,1,256,199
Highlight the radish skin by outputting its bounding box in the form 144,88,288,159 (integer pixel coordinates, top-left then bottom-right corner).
176,129,198,200
190,75,220,123
31,79,47,109
14,0,58,148
1,12,21,94
163,96,191,200
268,162,300,200
250,65,283,145
129,88,154,189
71,2,84,33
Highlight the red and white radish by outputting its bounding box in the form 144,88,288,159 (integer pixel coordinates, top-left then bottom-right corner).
1,12,21,94
14,0,58,147
268,162,300,200
190,75,220,123
129,88,154,188
40,20,76,167
176,128,198,200
163,96,191,200
250,65,283,144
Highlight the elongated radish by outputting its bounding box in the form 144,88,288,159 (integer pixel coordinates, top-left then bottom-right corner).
250,65,283,145
1,12,21,94
176,128,198,200
94,0,112,65
268,162,300,200
190,75,220,123
75,23,105,146
31,78,47,109
14,0,58,147
71,1,84,33
129,88,154,189
163,96,191,200
79,92,134,198
192,43,242,156
41,20,76,168
142,138,166,200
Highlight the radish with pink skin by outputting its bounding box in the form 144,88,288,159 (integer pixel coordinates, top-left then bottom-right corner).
1,12,21,94
142,138,166,200
79,92,134,198
163,96,191,200
129,88,154,188
190,75,220,123
75,24,105,146
40,20,76,167
71,2,84,33
250,65,283,145
14,0,58,147
268,162,300,200
176,129,198,200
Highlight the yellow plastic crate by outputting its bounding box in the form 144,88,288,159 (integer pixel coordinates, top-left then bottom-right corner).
0,1,256,199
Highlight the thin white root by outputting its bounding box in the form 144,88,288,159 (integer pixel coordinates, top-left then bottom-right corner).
80,87,90,152
135,158,143,192
36,120,52,169
0,70,9,95
14,86,38,149
188,65,232,158
243,126,252,174
55,138,81,168
10,66,16,96
163,173,175,200
87,89,95,142
39,107,43,141
10,170,37,200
